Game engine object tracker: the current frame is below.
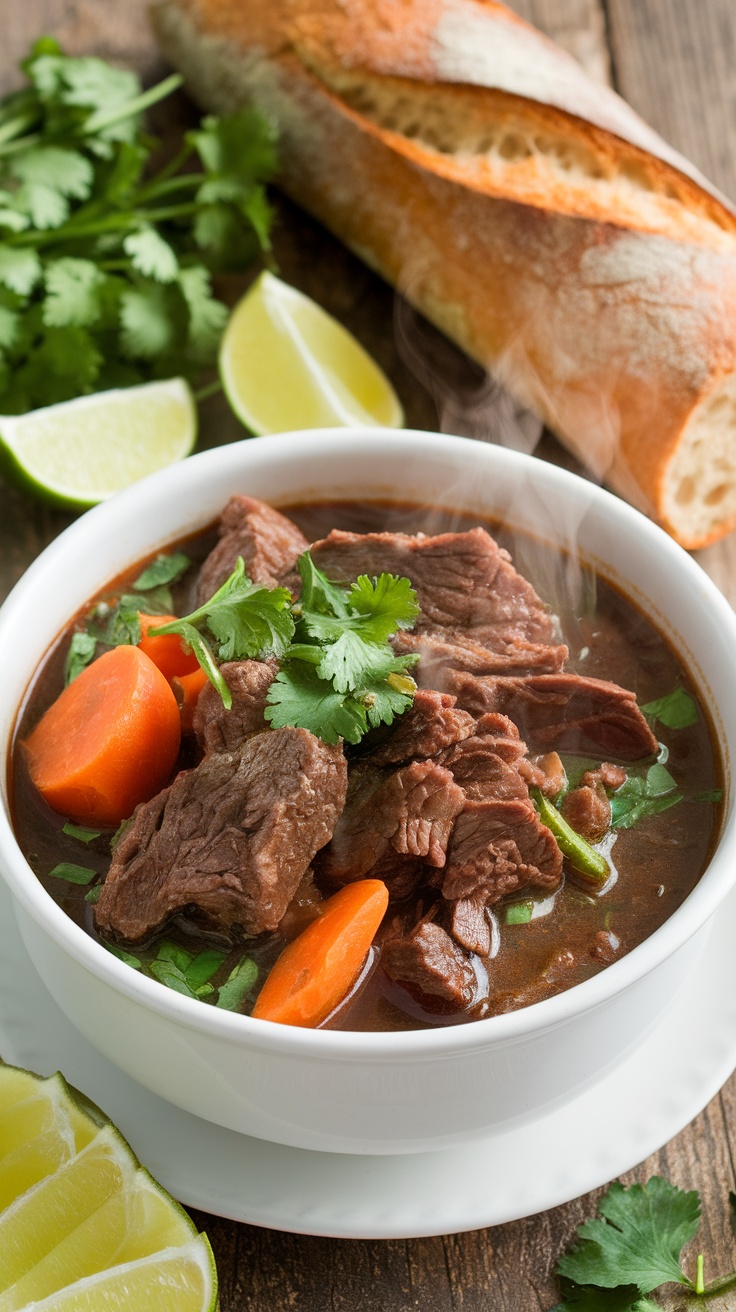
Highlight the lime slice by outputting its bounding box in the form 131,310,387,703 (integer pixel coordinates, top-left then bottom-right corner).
0,378,197,510
0,1061,216,1312
219,270,404,433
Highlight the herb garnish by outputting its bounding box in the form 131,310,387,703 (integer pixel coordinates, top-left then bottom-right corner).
264,553,419,745
101,937,256,1011
0,38,275,413
61,821,101,843
149,558,295,708
641,687,699,730
47,861,96,884
549,1174,736,1310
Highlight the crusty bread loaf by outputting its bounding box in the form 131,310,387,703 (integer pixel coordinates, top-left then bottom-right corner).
153,0,736,548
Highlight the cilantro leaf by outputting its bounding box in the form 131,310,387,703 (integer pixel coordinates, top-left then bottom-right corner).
609,762,683,830
133,550,190,592
178,265,229,359
360,674,416,729
0,246,41,295
551,1281,656,1311
65,630,96,683
265,665,368,745
104,943,142,969
297,551,350,618
119,283,179,359
185,949,227,992
557,1177,700,1294
123,228,179,283
347,572,420,637
43,258,105,327
641,687,698,730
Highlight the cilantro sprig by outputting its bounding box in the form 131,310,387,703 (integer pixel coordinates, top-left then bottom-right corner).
149,557,295,708
550,1175,736,1310
0,37,276,412
264,552,419,745
102,937,257,1010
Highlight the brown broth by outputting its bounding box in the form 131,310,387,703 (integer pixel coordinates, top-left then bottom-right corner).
8,501,723,1031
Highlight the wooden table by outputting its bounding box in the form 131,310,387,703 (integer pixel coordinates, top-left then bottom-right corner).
3,2,736,1308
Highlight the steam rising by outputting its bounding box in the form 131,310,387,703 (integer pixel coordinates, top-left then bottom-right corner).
393,294,599,655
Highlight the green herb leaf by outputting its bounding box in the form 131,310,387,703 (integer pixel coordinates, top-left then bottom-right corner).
557,1177,700,1294
123,227,179,282
155,941,194,973
148,959,199,999
532,790,609,883
641,687,698,730
505,901,533,925
346,572,420,637
65,630,96,684
551,1281,656,1311
265,664,368,746
216,955,258,1011
609,763,683,831
0,245,41,295
43,258,105,328
185,949,227,991
62,821,101,843
47,861,97,885
84,883,101,904
692,788,723,803
104,943,142,969
133,550,190,593
150,556,294,665
360,675,416,730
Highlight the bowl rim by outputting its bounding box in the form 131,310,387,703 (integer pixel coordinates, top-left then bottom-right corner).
1,426,734,1060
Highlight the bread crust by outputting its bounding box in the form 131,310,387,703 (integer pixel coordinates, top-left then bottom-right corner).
153,0,736,547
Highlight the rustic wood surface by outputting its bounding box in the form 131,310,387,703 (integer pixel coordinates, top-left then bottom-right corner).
2,2,736,1308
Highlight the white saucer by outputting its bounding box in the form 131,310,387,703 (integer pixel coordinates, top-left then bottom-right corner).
2,872,736,1239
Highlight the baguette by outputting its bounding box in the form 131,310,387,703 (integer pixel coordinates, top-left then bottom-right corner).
153,0,736,548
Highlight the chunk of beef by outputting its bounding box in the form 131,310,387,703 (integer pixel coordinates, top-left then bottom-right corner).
95,728,347,943
447,897,492,956
382,921,476,1012
196,495,308,603
193,659,276,754
367,690,475,765
519,752,567,798
438,715,529,802
320,760,465,885
393,629,567,682
561,785,611,841
582,762,627,791
447,671,658,760
310,527,562,653
442,798,563,902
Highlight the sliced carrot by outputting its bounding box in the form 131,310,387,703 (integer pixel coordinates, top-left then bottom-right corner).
137,613,200,681
171,667,209,733
23,645,181,827
252,880,389,1028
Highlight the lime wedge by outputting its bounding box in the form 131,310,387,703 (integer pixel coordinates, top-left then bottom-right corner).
219,270,404,433
0,378,197,509
0,1062,216,1312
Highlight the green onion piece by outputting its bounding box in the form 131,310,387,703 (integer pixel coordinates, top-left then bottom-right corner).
216,957,258,1011
104,944,142,969
505,901,533,925
532,789,610,884
84,885,101,904
155,941,194,973
62,822,102,843
148,959,198,998
185,949,227,991
47,862,97,885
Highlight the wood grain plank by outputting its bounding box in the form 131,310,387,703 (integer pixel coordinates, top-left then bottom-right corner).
605,0,736,198
510,0,611,83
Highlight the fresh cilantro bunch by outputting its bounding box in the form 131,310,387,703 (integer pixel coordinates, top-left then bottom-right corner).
0,37,276,412
551,1176,736,1310
264,552,420,745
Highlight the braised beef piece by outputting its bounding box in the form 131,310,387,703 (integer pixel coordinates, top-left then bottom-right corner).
196,495,308,603
393,629,567,681
447,897,492,956
582,762,627,791
309,527,564,656
320,760,465,884
367,690,475,765
95,728,347,943
193,659,276,755
442,798,563,903
447,671,658,760
382,921,476,1011
561,785,611,841
438,717,529,802
520,751,567,798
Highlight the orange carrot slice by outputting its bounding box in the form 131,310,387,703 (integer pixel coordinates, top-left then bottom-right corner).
252,880,389,1028
24,645,181,826
137,613,200,681
171,667,209,733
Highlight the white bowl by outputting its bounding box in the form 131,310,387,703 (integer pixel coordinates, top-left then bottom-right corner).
0,430,734,1155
